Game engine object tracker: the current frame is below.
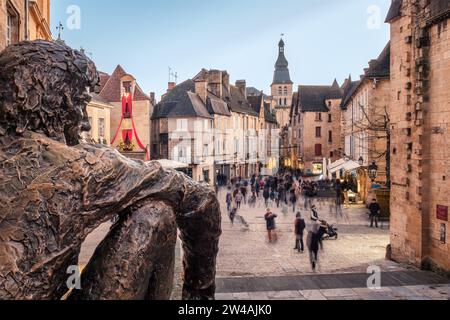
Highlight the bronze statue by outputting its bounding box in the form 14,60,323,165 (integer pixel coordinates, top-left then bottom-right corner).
0,40,221,300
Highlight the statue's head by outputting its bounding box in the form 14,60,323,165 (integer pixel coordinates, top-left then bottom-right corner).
0,40,100,146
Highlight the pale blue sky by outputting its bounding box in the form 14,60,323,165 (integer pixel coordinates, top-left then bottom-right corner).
51,0,391,100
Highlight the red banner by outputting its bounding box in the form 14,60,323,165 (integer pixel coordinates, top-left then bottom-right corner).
437,205,448,221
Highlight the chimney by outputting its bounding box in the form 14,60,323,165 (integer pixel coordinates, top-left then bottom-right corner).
208,70,223,98
222,72,230,92
235,80,247,97
150,92,156,105
167,82,176,93
194,78,208,103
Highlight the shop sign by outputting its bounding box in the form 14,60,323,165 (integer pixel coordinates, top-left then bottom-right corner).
437,205,448,221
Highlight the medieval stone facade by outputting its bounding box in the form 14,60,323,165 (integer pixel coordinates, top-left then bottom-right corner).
340,43,391,203
81,94,113,146
0,0,51,51
289,81,343,175
387,0,450,272
151,69,279,185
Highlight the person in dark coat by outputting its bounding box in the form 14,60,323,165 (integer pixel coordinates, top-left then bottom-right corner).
368,198,381,228
263,188,270,207
290,190,297,213
240,186,248,204
307,222,324,272
294,213,306,252
264,208,278,243
226,191,233,211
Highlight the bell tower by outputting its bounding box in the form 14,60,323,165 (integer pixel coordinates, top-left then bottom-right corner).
271,38,293,127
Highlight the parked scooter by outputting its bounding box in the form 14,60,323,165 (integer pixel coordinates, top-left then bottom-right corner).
320,220,338,240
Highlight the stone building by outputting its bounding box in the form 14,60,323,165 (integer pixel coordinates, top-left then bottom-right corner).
386,0,450,272
289,81,343,175
98,65,153,161
151,69,279,185
248,92,279,176
340,43,391,203
81,93,113,146
0,0,51,51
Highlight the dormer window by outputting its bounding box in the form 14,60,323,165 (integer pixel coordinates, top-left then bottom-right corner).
122,81,132,94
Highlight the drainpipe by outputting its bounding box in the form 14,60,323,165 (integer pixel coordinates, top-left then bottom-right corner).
24,0,29,40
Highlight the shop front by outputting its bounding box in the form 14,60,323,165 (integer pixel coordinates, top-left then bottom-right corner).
329,159,365,205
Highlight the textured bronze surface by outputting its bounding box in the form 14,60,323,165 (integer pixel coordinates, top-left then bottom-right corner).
0,41,221,300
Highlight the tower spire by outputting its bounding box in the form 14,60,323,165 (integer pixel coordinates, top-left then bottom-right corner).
272,37,292,85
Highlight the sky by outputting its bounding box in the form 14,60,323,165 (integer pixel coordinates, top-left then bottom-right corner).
51,0,391,100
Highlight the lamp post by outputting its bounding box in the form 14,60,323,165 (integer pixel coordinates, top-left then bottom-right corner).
368,161,378,182
358,156,364,166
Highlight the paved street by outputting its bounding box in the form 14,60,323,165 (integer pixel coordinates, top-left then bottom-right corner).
80,188,450,300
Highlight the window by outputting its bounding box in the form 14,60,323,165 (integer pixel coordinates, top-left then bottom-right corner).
98,118,105,140
279,98,282,106
278,87,282,95
6,14,12,46
328,131,333,143
284,86,288,95
330,151,334,158
124,101,131,118
397,91,401,101
315,144,322,157
328,114,332,123
6,4,19,46
315,127,322,138
203,144,209,157
178,146,186,158
315,113,322,121
328,101,332,107
177,119,188,131
284,98,287,106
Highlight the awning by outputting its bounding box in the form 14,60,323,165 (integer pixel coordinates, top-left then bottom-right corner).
156,159,190,170
329,159,361,174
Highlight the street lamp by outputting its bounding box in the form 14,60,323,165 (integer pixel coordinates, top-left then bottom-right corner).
358,156,364,166
368,161,378,182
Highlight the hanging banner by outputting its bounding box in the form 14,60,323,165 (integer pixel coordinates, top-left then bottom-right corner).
437,205,448,221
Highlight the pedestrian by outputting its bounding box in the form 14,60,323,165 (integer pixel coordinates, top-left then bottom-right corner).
290,190,297,213
226,191,233,211
263,188,270,207
264,208,278,243
233,188,239,199
270,188,276,203
294,213,306,252
274,189,280,208
368,198,381,228
235,192,243,209
229,207,237,224
240,185,248,204
249,193,257,208
307,222,321,272
311,204,319,222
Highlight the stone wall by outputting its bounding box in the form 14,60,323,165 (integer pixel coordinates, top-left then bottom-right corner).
85,102,112,145
0,0,51,52
0,0,26,51
389,0,450,272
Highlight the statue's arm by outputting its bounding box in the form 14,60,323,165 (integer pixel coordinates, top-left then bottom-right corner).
173,176,222,300
82,148,221,300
